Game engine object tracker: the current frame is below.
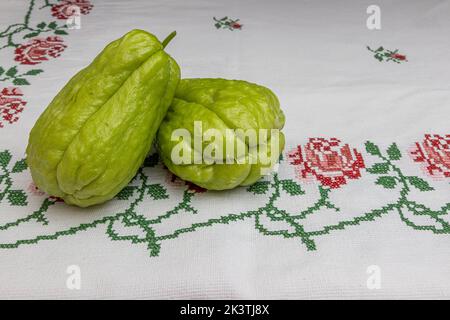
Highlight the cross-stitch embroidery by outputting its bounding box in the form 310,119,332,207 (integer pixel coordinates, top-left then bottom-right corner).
0,135,449,256
411,134,450,178
0,0,94,129
213,17,243,31
367,46,407,63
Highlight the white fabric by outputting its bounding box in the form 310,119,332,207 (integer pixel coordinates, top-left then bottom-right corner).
0,0,449,299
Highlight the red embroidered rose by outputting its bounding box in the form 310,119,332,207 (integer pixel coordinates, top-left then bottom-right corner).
0,87,27,128
410,134,450,178
231,22,242,30
288,138,365,188
391,53,406,61
51,0,93,20
165,171,206,194
14,36,67,65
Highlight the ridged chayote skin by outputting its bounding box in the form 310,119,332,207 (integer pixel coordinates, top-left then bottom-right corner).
157,79,285,190
26,29,180,207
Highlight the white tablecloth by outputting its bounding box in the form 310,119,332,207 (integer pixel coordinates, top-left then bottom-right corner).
0,0,449,299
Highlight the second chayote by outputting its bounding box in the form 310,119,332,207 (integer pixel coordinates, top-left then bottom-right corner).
157,78,285,190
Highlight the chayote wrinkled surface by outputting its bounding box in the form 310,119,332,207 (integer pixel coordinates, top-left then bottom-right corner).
157,78,285,190
26,29,180,207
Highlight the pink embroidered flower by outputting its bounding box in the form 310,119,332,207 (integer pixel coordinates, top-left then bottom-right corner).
51,0,93,19
14,36,67,65
288,138,365,189
410,134,450,178
28,182,64,202
165,170,206,194
0,87,26,128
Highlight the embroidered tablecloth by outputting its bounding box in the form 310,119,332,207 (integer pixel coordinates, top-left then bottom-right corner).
0,0,449,299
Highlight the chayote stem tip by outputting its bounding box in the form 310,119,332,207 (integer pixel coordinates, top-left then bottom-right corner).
162,31,177,49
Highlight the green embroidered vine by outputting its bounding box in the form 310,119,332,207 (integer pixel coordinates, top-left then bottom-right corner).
0,66,43,86
0,150,28,206
364,142,450,233
297,142,450,237
0,140,449,256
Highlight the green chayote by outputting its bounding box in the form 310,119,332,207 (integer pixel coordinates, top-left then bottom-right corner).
157,79,285,190
26,29,180,207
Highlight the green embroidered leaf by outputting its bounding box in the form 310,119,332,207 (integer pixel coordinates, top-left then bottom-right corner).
5,66,17,77
147,184,169,200
247,181,270,194
24,69,43,76
23,32,40,39
122,214,141,226
143,153,159,167
0,150,12,167
48,22,58,29
7,190,28,206
407,176,434,191
12,159,27,173
375,176,397,189
365,141,381,156
281,179,304,196
0,67,4,76
13,78,30,86
116,186,137,200
366,163,389,174
386,143,401,160
54,29,68,35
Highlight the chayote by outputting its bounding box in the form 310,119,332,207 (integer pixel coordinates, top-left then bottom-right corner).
157,78,285,190
26,29,180,207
